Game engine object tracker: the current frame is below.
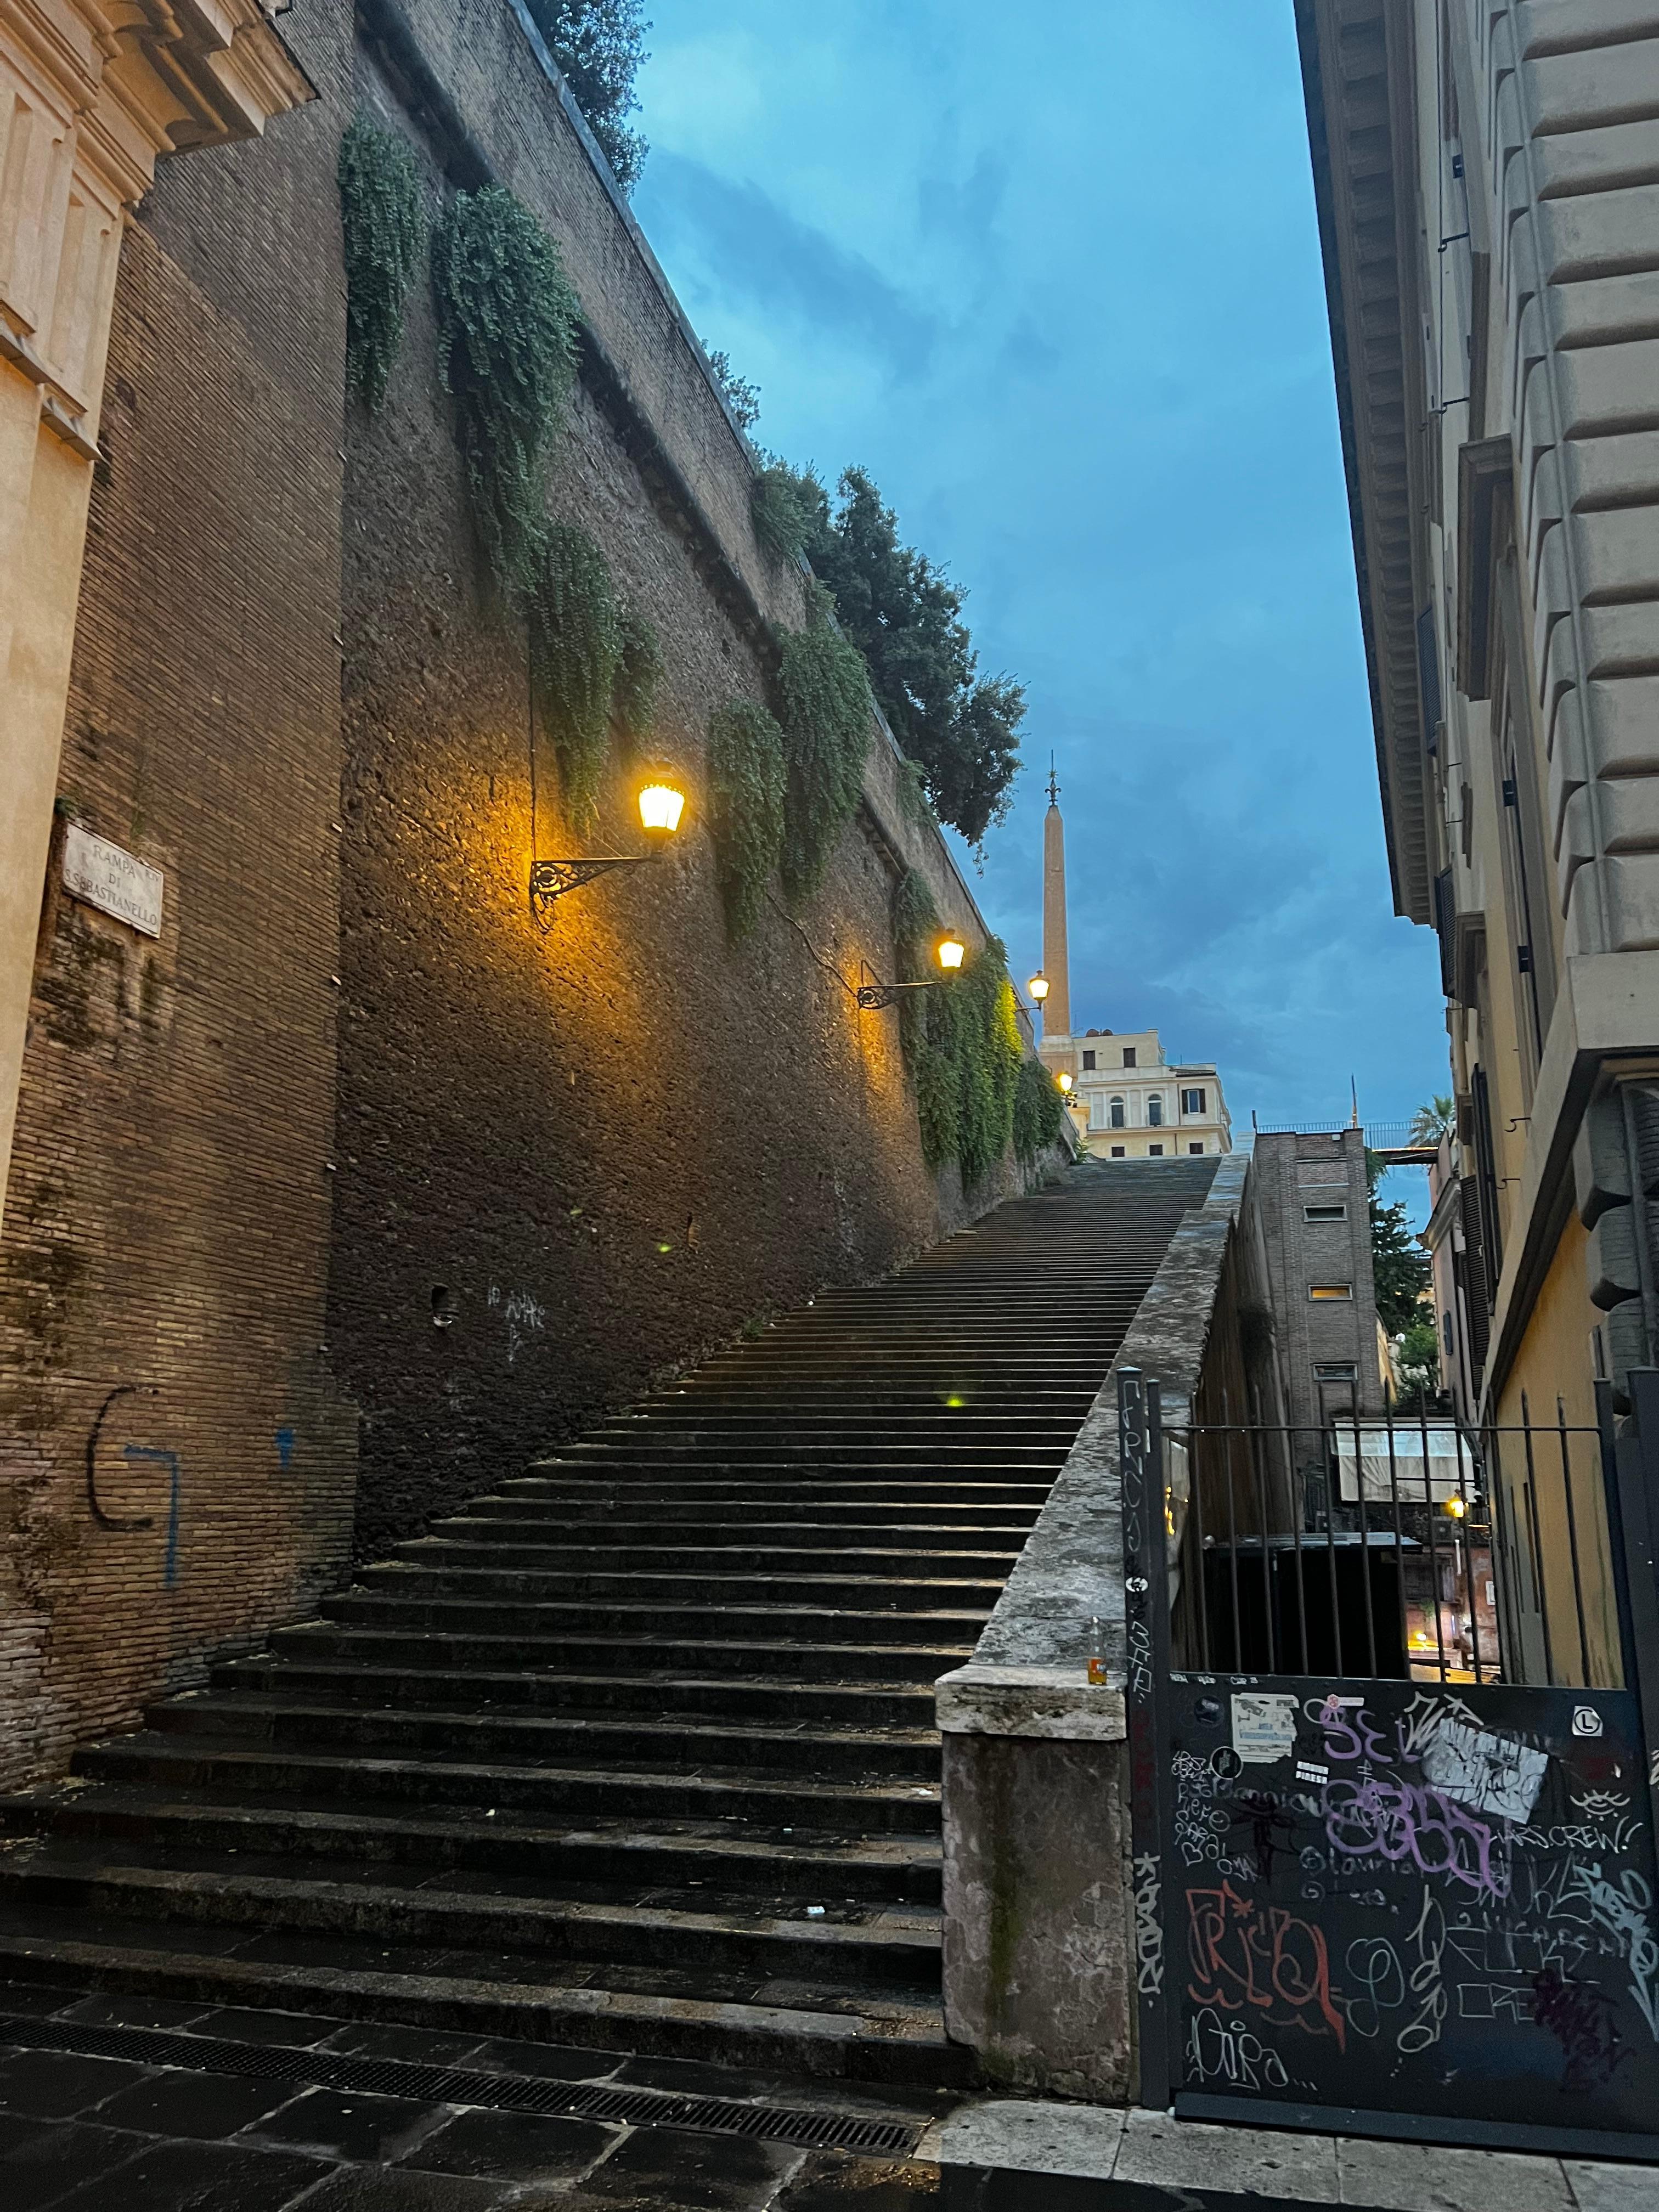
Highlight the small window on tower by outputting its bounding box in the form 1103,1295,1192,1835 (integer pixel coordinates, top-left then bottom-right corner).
1188,1142,1204,1155
1122,1047,1137,1068
1182,1087,1206,1115
1110,1145,1126,1158
1082,1050,1096,1071
1148,1143,1165,1156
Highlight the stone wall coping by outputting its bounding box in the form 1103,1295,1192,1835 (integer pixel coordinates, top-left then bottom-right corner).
936,1152,1249,1730
935,1664,1125,1741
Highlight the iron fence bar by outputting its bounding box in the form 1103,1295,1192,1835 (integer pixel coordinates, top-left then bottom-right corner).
1520,1393,1557,1685
1418,1396,1449,1683
1289,1424,1310,1673
1323,1425,1344,1678
1384,1414,1408,1677
1486,1420,1525,1684
1455,1425,1485,1685
1229,1385,1276,1673
1352,1407,1378,1678
1608,1372,1659,1847
1222,1409,1243,1671
1119,1368,1175,2108
1187,1419,1211,1672
1556,1396,1594,1689
1597,1378,1638,1699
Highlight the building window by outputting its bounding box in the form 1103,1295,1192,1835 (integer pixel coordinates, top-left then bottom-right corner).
1082,1049,1096,1070
1188,1142,1204,1155
1310,1284,1353,1301
1182,1087,1206,1115
1314,1361,1357,1381
1147,1096,1163,1127
1148,1143,1164,1156
1303,1204,1347,1222
1442,1308,1454,1355
1110,1096,1125,1128
1110,1145,1126,1158
1122,1046,1137,1068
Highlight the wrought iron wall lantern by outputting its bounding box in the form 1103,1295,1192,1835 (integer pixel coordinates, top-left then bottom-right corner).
528,770,687,934
856,932,966,1011
1028,972,1049,1003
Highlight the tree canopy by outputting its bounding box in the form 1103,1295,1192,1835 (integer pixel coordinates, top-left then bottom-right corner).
777,465,1025,848
1409,1093,1455,1146
1371,1188,1431,1335
532,0,650,192
706,348,760,431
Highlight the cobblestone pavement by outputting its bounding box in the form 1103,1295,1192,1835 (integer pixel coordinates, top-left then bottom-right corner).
1,1986,1655,2210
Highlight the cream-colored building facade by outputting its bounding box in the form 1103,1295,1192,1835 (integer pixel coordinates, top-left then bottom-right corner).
1048,1028,1232,1163
0,0,309,1237
1298,0,1659,1440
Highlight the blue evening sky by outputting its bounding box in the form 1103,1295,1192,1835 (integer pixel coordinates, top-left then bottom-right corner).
631,0,1447,1143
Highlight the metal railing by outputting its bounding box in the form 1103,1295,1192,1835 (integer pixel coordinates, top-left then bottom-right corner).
1163,1393,1622,1690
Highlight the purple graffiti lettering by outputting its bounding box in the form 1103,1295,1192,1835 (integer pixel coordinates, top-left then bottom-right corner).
1324,1777,1508,1903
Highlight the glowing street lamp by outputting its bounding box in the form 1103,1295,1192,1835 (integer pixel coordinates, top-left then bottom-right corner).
1057,1071,1074,1095
1028,972,1050,1003
937,932,966,972
857,927,969,1012
529,764,689,933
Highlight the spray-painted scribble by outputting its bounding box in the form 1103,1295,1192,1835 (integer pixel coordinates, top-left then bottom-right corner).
1186,1881,1346,2047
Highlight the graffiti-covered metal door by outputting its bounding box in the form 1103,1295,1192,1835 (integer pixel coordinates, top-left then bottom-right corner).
1121,1369,1659,2157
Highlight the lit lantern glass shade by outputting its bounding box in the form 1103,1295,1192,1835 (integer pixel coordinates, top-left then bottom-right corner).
1028,973,1050,1002
638,771,687,841
936,933,966,972
1057,1071,1074,1093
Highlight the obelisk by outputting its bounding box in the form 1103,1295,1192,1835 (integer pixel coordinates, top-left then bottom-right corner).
1041,758,1071,1037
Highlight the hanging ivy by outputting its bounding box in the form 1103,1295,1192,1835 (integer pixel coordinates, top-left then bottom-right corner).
774,585,872,905
431,185,580,586
895,755,936,838
338,117,427,411
751,462,816,563
1013,1054,1065,1163
612,602,663,757
890,870,1023,1188
707,700,787,942
526,521,623,833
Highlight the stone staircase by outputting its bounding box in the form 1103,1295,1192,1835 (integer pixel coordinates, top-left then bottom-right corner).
0,1159,1215,2086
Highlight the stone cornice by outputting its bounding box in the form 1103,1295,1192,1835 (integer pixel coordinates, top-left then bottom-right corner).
1294,0,1432,925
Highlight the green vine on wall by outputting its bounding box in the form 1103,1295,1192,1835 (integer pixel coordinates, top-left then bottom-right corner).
1013,1055,1065,1163
891,871,1024,1187
431,185,580,586
526,522,622,833
707,700,787,941
338,117,427,411
774,585,871,905
751,462,816,563
612,603,663,757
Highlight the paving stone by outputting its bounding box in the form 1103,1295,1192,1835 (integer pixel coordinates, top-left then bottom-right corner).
777,2152,943,2207
92,2067,305,2138
1335,2139,1573,2210
63,1992,211,2029
465,2036,624,2082
402,2105,619,2180
564,2123,802,2207
320,2023,489,2065
0,1983,86,2018
1565,2161,1659,2212
0,2045,154,2118
47,2135,330,2211
188,2007,346,2046
244,2085,454,2162
1116,2111,1340,2200
0,2118,145,2210
928,2098,1124,2178
297,2170,512,2210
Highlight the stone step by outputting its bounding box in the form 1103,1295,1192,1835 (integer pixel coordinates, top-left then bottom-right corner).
0,1792,941,1903
396,1537,1024,1576
216,1659,937,1728
71,1739,945,1832
0,1856,940,1990
450,1502,1043,1537
146,1696,941,1781
317,1592,991,1645
0,1926,970,2085
274,1622,970,1682
354,1564,1006,1610
503,1477,1051,1505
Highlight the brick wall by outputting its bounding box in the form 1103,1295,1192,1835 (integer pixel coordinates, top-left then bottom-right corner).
0,0,357,1790
1252,1131,1385,1440
1,0,1029,1777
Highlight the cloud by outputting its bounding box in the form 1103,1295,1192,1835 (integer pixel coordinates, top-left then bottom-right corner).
635,154,940,381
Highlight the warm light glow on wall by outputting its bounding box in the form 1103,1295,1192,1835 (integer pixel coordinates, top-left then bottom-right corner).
936,933,966,971
1057,1071,1073,1094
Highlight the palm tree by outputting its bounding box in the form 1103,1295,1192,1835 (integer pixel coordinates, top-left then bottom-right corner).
1409,1093,1455,1146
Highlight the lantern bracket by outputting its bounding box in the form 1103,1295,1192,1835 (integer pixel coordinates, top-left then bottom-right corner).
528,855,650,933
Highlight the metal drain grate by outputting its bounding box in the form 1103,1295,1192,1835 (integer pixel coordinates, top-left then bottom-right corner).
0,2012,920,2157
